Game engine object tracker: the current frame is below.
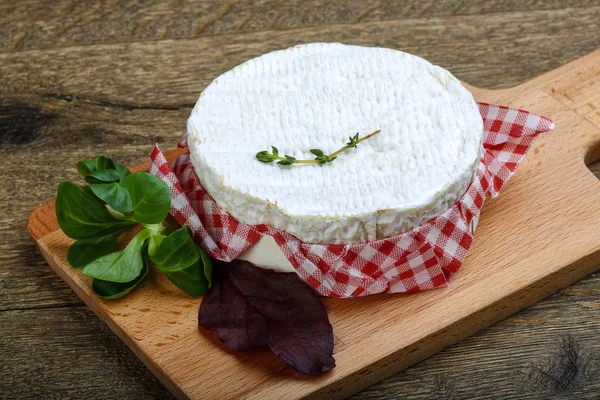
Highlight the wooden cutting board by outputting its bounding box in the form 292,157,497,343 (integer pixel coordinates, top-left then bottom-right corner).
28,49,600,400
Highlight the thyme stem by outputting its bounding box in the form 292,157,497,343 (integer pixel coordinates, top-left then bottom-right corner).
256,129,381,166
328,129,380,159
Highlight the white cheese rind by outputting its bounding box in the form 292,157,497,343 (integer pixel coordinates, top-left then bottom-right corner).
188,43,483,244
237,214,480,274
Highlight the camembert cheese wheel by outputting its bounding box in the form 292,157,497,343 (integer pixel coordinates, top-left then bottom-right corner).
188,43,483,244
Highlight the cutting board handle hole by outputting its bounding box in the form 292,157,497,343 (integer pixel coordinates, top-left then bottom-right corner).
585,139,600,166
584,139,600,178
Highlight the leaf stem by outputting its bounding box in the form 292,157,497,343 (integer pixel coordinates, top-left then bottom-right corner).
272,158,321,164
328,129,380,159
141,222,167,236
257,129,381,166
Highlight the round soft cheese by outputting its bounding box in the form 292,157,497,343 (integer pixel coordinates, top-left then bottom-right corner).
187,43,483,244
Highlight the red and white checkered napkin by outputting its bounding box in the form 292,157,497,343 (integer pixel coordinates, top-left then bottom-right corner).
149,103,554,298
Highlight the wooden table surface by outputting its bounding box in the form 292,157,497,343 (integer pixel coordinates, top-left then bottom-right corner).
1,1,600,399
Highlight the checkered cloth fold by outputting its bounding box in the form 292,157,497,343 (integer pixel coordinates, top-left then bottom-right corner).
148,103,554,298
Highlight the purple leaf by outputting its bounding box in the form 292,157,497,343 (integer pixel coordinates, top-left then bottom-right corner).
199,277,268,351
199,260,335,375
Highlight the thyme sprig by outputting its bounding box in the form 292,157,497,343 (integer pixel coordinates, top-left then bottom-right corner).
256,129,381,166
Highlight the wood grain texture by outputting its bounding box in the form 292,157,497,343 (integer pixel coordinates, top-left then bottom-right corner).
0,306,172,399
2,0,600,398
2,5,599,107
2,0,599,53
23,50,600,399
